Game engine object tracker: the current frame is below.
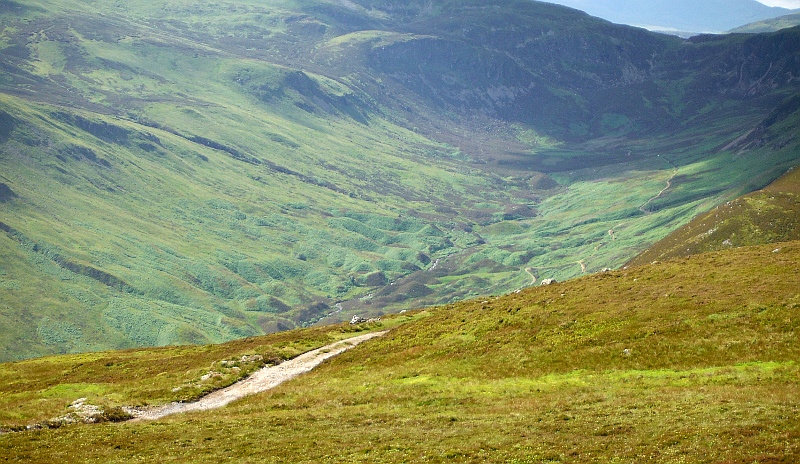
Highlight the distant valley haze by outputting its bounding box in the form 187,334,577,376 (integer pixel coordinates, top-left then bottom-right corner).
758,0,800,7
542,0,800,34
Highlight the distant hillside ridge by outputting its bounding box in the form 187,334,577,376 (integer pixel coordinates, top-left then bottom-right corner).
540,0,796,34
1,0,800,360
729,12,800,33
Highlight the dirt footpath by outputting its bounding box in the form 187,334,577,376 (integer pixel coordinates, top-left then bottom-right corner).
127,331,388,421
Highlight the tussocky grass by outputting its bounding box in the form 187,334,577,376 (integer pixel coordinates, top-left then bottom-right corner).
0,240,797,462
0,316,415,428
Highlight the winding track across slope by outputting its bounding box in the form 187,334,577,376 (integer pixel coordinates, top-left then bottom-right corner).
609,160,679,240
524,267,537,285
127,331,388,421
639,167,678,214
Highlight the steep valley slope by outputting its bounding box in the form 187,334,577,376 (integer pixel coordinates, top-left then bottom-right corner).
1,0,799,360
628,165,800,265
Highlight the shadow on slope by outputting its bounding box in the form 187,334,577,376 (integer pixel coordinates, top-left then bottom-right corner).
628,165,800,266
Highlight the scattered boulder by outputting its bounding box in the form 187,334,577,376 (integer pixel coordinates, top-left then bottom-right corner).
62,398,132,423
350,315,380,324
350,315,368,324
200,371,223,381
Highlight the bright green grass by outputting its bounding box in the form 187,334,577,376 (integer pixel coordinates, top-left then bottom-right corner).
0,317,407,426
0,241,797,462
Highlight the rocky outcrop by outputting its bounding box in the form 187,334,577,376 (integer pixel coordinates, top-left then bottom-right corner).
350,315,381,324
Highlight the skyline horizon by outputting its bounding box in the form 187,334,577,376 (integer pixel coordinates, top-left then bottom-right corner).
756,0,800,8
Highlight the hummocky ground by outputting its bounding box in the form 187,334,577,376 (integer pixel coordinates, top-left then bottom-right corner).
1,163,798,460
1,0,799,361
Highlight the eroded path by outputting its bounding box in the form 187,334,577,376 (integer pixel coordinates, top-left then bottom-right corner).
524,267,537,285
609,159,679,240
640,158,679,215
127,331,388,421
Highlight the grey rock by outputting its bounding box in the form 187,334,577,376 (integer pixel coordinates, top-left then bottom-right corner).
350,315,368,324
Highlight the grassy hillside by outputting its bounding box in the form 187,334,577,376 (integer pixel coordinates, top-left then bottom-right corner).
730,13,800,33
1,240,798,462
1,0,800,360
0,318,396,427
628,165,800,266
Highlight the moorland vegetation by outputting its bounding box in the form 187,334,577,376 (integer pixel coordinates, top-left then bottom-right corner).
0,0,799,361
1,235,797,461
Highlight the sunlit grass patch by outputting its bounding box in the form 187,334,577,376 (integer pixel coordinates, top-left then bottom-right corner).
0,243,798,461
0,320,394,427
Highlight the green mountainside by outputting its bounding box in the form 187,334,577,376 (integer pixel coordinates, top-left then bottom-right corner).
628,165,800,266
1,239,798,461
1,0,800,360
730,12,800,33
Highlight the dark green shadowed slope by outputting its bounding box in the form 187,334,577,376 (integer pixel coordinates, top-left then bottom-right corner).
628,164,800,266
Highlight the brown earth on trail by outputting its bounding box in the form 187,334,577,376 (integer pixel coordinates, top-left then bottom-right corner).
126,331,388,421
